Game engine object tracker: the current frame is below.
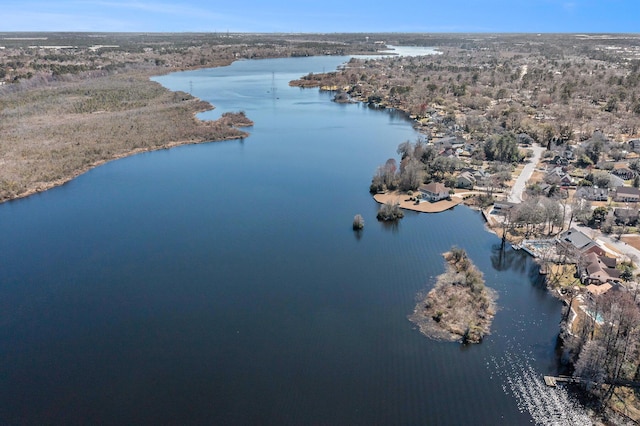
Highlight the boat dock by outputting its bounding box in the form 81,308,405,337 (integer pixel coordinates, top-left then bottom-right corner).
544,375,640,388
543,375,574,387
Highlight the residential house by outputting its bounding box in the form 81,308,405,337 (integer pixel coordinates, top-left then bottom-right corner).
456,171,476,189
419,182,449,202
493,200,517,215
550,155,569,167
545,167,574,186
575,186,609,201
432,136,455,151
614,186,640,203
586,282,613,298
580,252,620,285
608,174,626,188
557,228,606,257
559,174,575,187
611,162,636,180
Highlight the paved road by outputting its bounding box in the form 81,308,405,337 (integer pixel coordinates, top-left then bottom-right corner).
574,224,640,261
488,144,639,263
507,145,546,203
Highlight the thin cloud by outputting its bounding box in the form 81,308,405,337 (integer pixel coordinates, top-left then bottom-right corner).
76,0,227,20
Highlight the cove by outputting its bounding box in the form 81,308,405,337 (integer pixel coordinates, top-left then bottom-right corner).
0,55,587,424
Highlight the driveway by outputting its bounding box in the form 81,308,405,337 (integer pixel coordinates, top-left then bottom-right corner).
507,145,545,203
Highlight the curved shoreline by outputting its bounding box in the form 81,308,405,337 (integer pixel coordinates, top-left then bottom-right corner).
5,132,248,204
0,69,253,205
373,191,465,213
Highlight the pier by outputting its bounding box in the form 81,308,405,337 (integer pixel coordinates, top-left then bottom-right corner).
543,375,575,387
544,375,640,388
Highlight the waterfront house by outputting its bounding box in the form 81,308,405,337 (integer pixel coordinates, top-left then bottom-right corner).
586,282,613,298
580,252,620,285
493,200,517,215
614,186,640,203
419,182,449,202
557,228,605,257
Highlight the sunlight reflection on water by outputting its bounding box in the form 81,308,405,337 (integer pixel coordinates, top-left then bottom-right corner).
489,344,592,426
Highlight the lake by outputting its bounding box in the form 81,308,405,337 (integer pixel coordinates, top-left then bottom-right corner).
0,54,590,424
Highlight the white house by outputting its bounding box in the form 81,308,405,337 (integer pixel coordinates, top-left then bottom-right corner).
419,183,449,202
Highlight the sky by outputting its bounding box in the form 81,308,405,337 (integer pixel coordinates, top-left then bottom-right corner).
2,0,639,33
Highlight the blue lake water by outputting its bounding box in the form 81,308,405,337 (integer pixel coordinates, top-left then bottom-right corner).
0,55,589,424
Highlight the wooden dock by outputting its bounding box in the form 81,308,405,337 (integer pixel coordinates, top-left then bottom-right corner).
544,375,640,389
543,376,574,387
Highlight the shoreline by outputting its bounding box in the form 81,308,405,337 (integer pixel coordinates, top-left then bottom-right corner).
4,133,248,204
0,67,253,205
372,191,465,213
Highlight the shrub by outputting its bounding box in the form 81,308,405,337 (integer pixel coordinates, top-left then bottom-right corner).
352,214,364,230
376,201,404,221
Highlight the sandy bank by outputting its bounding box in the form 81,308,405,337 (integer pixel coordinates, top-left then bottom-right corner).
373,191,464,213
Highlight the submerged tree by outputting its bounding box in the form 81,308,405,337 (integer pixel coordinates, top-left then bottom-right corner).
352,214,364,230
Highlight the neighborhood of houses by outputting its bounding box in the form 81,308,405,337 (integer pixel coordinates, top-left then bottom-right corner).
381,131,640,312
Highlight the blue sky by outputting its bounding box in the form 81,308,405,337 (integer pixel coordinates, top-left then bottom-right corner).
3,0,639,33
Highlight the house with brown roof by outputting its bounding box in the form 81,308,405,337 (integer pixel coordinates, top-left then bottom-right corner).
586,282,613,297
419,183,449,202
614,186,640,203
580,252,620,284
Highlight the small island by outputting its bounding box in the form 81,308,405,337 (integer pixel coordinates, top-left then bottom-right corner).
409,247,497,344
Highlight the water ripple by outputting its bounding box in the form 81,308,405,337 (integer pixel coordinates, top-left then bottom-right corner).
489,347,592,425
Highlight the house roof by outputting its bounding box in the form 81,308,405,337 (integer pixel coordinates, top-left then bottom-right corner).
586,283,613,296
616,186,640,196
576,186,608,198
600,256,617,268
609,175,626,187
559,228,597,251
419,182,447,194
613,162,632,171
457,171,476,181
583,252,619,284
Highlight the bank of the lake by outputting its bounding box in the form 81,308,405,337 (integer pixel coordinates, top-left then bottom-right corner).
0,55,590,425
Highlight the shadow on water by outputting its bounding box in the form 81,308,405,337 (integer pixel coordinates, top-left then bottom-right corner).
490,242,541,279
379,219,400,233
